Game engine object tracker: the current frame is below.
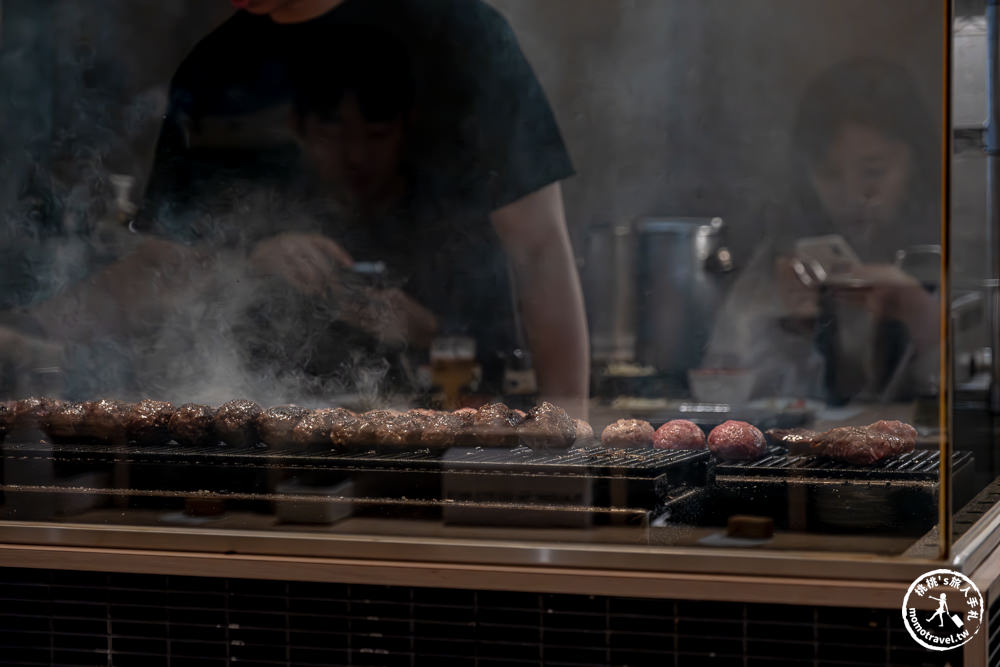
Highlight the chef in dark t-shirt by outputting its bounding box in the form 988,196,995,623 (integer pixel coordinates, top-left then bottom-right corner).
140,0,589,416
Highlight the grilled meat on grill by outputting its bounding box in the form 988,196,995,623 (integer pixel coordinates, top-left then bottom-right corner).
707,420,766,460
516,401,575,449
45,401,88,442
765,420,916,465
472,402,519,447
126,399,175,445
291,408,354,448
168,403,216,446
814,420,916,465
8,397,60,440
255,405,309,447
81,399,131,443
328,408,364,448
419,410,467,448
214,399,262,447
573,418,594,446
453,407,477,428
653,419,706,450
764,428,822,455
365,410,429,447
601,419,655,449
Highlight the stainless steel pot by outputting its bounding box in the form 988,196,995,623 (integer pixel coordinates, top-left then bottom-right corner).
634,217,733,374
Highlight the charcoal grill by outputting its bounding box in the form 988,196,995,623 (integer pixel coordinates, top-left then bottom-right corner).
0,440,710,525
707,448,975,534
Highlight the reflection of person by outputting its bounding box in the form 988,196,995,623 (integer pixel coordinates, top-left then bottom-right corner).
137,0,588,414
704,59,939,403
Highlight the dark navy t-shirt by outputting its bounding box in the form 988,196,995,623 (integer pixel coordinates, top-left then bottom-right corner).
141,0,573,389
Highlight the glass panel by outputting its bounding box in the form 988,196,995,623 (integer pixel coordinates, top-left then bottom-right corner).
0,0,951,560
952,2,1000,554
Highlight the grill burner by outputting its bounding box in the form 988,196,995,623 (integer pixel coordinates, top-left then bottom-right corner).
715,448,972,481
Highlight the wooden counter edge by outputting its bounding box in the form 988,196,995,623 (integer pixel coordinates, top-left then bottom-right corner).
0,542,907,608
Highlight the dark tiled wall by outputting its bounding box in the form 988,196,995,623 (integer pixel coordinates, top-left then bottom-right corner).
0,567,958,667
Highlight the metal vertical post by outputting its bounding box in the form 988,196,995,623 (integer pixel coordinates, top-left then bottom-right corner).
987,0,1000,411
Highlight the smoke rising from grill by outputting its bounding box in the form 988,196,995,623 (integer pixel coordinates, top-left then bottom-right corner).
0,0,944,407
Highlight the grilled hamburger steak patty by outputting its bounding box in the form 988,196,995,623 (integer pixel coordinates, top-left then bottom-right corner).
573,419,595,446
653,419,706,450
214,399,263,447
291,408,352,448
255,406,309,447
328,408,363,448
126,399,175,445
45,402,88,442
601,419,655,449
8,397,60,440
168,403,216,446
472,403,519,447
420,411,467,448
81,399,131,443
516,401,575,449
707,420,766,460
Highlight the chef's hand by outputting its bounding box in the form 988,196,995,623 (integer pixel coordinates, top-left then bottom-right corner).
248,233,354,297
340,287,439,349
831,264,939,349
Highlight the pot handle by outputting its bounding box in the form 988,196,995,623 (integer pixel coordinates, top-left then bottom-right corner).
705,246,734,273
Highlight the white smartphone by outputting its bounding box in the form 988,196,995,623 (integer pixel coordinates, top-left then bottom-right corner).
793,235,861,285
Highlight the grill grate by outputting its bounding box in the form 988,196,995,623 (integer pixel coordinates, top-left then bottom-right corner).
715,448,972,481
1,441,708,479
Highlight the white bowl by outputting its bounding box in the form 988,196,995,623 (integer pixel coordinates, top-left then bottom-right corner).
687,368,757,405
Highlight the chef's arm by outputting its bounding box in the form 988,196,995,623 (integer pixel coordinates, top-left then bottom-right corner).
491,182,589,420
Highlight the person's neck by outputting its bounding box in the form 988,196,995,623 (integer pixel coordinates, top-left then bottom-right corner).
270,0,345,24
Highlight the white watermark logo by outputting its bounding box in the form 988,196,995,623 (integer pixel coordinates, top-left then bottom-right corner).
901,569,983,651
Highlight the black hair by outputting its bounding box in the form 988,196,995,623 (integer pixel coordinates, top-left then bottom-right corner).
780,57,940,252
792,57,936,170
290,25,415,124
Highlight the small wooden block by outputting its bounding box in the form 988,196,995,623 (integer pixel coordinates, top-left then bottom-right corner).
726,515,774,540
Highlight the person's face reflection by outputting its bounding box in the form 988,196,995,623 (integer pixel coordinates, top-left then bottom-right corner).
808,122,913,242
301,93,407,209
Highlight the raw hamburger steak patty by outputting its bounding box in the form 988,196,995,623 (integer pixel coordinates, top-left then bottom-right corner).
601,419,655,449
126,399,175,445
168,403,216,446
214,399,262,447
653,419,706,450
707,420,766,460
